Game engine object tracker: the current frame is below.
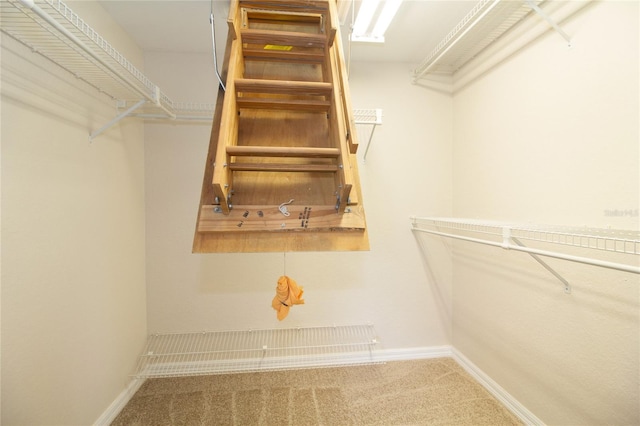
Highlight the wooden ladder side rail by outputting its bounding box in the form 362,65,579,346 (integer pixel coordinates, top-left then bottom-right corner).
328,0,359,154
228,0,239,40
326,0,337,47
193,0,239,250
213,2,244,215
325,52,353,213
326,0,359,214
193,12,236,251
323,1,356,212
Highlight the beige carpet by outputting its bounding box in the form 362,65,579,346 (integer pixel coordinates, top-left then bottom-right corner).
112,358,523,425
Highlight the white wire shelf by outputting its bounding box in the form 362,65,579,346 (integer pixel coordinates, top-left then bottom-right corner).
353,108,382,125
411,217,640,277
0,0,215,138
133,324,380,379
413,0,539,80
353,108,382,161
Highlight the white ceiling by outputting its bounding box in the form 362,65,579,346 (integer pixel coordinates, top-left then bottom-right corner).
97,0,478,64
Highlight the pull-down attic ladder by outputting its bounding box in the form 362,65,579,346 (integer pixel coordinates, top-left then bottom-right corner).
193,0,368,253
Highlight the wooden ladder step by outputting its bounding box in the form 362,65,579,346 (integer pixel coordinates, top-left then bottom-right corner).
243,47,325,64
235,78,333,97
228,163,339,172
239,1,329,15
227,146,340,158
236,97,330,112
241,29,327,49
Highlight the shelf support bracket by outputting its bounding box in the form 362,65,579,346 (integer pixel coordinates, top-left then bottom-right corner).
362,123,377,161
525,0,572,47
89,99,146,142
360,109,382,162
511,236,571,294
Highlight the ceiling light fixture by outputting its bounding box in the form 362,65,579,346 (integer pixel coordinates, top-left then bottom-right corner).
351,0,403,43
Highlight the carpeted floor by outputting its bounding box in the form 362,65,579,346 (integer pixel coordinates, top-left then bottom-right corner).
112,358,523,425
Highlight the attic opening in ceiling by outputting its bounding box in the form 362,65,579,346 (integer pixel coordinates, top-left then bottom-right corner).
193,0,369,253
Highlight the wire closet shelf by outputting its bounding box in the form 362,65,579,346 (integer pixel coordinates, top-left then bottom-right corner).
133,324,380,379
0,0,215,122
413,0,538,80
411,0,584,82
411,217,640,275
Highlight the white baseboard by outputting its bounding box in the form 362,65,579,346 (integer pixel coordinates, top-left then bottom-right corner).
376,346,543,425
452,348,545,426
94,378,145,426
373,345,453,362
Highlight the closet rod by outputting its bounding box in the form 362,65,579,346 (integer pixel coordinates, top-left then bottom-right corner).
411,226,640,275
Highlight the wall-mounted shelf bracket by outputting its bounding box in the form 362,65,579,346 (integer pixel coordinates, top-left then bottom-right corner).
89,99,146,142
525,0,572,47
354,108,383,161
511,236,571,294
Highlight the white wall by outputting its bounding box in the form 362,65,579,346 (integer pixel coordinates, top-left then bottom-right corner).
0,2,147,424
143,54,453,351
448,1,639,424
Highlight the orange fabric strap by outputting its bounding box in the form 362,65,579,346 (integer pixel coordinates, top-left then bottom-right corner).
272,275,304,320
